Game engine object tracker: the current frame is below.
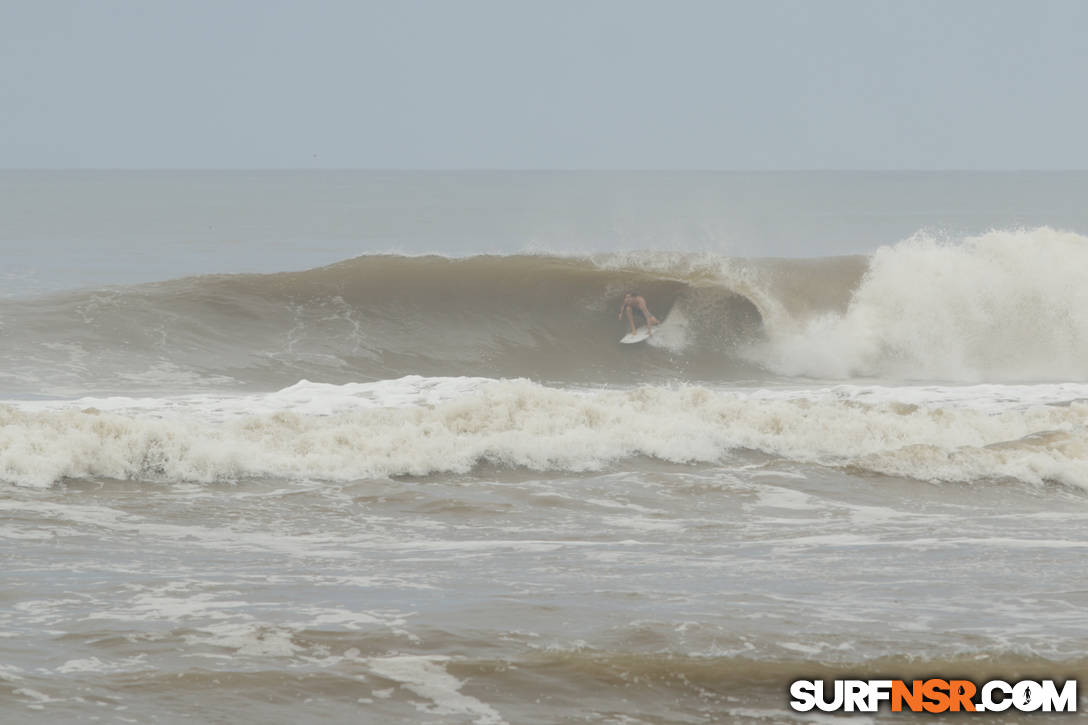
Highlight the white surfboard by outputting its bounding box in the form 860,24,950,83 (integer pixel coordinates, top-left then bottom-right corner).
621,326,652,344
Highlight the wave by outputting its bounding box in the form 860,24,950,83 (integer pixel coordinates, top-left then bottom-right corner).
755,226,1088,381
0,227,1086,395
3,378,1086,488
0,250,866,394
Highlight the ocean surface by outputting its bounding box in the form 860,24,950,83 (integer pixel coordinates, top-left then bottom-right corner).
2,170,1088,723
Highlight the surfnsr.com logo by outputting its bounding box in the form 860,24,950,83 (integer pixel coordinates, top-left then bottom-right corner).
789,678,1078,713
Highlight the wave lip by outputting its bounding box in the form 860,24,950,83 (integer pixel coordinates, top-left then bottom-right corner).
3,378,1086,490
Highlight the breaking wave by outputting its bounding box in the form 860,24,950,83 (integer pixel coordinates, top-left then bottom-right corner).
755,227,1088,381
3,378,1086,489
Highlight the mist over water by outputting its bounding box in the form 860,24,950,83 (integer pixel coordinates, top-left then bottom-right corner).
2,172,1088,722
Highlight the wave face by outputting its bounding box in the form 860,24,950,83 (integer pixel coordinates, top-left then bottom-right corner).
1,226,1086,395
0,252,860,394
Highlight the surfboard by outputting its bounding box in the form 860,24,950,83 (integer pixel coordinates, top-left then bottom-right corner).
621,326,651,344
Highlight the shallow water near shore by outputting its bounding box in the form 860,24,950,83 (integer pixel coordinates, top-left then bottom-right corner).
5,450,1088,723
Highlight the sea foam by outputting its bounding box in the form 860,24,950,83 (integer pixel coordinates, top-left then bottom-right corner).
753,227,1088,380
2,377,1086,490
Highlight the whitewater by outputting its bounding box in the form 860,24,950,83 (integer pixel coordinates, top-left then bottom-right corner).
2,171,1087,723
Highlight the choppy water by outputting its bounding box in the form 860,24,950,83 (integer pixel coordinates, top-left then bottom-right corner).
2,171,1088,722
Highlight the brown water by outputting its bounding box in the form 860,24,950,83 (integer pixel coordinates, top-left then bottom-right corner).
3,171,1088,722
5,452,1088,723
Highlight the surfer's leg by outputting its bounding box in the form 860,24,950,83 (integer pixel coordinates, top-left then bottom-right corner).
625,307,636,334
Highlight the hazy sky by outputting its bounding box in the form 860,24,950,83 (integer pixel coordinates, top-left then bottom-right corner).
2,0,1085,169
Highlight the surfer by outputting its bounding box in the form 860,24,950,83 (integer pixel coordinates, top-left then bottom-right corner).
619,292,659,336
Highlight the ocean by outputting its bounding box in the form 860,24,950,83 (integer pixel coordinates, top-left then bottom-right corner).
2,170,1087,723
